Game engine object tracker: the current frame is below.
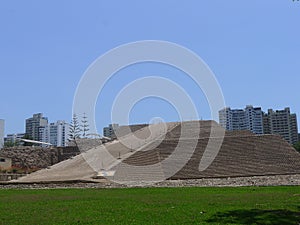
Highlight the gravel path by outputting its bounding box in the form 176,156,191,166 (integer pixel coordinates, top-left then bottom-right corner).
1,174,300,189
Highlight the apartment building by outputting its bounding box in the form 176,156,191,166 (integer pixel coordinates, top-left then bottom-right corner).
4,133,25,145
25,113,48,141
219,106,264,134
103,124,119,138
219,106,299,145
263,108,298,145
40,120,69,147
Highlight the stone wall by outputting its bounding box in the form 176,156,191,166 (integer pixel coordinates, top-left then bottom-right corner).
0,146,80,169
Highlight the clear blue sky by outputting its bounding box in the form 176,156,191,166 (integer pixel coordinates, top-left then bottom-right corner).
0,1,299,135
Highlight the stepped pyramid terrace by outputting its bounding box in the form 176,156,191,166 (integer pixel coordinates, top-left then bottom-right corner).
11,120,300,185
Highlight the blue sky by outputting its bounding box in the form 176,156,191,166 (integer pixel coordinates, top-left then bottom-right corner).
0,1,299,135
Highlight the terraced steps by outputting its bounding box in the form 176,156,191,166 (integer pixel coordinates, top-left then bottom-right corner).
12,120,300,184
14,122,179,182
114,121,300,182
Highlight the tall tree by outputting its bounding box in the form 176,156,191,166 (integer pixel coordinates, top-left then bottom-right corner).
81,113,90,137
69,114,81,141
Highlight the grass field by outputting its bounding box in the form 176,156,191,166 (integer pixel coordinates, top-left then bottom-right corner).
0,186,299,225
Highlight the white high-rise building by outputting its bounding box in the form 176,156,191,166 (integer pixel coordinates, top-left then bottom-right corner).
220,106,299,145
25,113,48,141
245,106,264,134
0,119,4,149
263,108,298,145
219,106,264,134
40,120,69,147
4,133,25,145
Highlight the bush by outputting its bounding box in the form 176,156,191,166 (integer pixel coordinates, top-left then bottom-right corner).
293,142,300,152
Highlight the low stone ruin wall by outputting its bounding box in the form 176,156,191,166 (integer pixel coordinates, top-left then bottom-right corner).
0,146,80,170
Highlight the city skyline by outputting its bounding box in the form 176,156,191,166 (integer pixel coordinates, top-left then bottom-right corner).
219,106,299,144
1,1,300,134
2,105,299,137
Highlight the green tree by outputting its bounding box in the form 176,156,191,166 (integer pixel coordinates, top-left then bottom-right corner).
22,134,33,146
4,141,15,147
81,113,90,137
69,114,81,141
293,142,300,153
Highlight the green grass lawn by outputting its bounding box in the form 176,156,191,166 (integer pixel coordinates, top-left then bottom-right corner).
0,186,299,225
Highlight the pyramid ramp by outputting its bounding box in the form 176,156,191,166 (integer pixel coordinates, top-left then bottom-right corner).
13,122,179,183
